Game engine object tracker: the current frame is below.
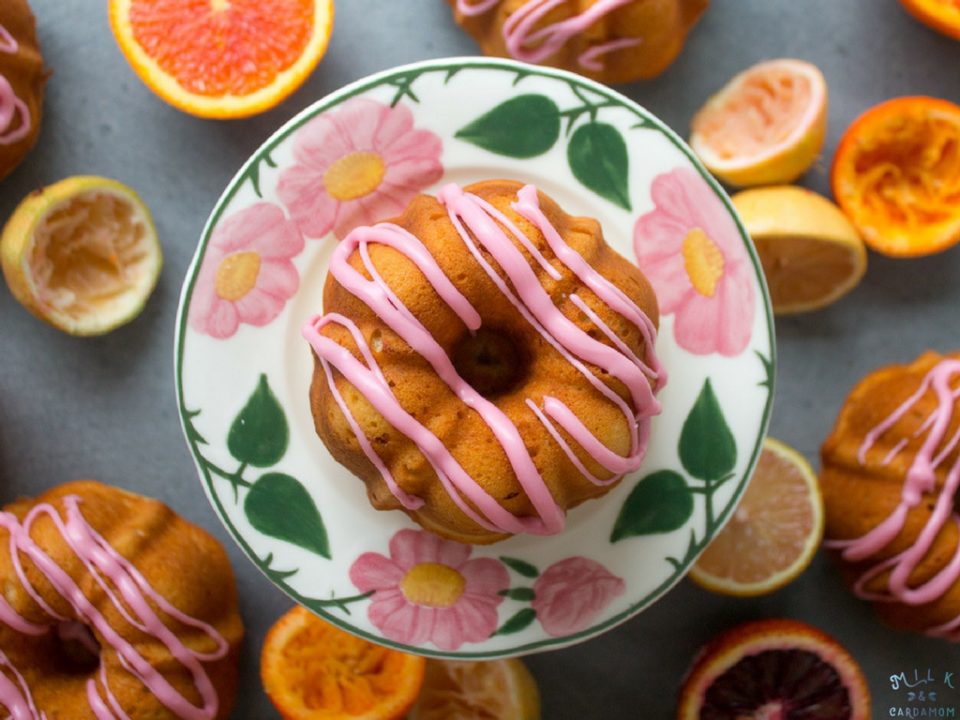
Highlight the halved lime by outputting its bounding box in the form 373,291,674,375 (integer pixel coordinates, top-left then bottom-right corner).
1,176,162,335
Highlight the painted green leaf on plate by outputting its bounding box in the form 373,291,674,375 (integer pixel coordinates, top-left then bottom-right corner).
610,470,694,542
567,122,631,210
244,472,331,559
499,587,536,601
679,378,737,482
228,374,288,467
494,608,537,636
455,94,560,158
500,556,540,578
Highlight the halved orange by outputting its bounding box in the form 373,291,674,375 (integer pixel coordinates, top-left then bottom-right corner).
109,0,334,119
732,186,867,315
689,438,824,597
261,606,425,720
832,96,960,257
690,59,828,187
898,0,960,40
677,619,871,719
408,659,541,720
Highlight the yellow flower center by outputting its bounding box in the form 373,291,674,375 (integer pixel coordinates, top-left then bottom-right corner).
210,0,230,11
682,228,725,297
323,151,386,201
215,251,261,301
400,562,466,608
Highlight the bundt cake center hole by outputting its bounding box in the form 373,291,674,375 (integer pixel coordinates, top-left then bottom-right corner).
55,621,101,675
452,327,527,398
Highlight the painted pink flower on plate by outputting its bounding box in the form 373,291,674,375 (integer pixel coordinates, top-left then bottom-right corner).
349,529,509,651
532,557,625,637
189,202,304,339
277,97,444,240
634,167,756,357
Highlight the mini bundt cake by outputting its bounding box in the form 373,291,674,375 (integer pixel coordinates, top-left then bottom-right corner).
821,351,960,640
447,0,710,84
0,480,243,718
0,0,45,181
303,179,663,545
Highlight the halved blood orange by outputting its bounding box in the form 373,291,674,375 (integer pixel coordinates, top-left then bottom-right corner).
677,619,871,719
109,0,334,119
898,0,960,40
832,96,960,257
690,59,828,187
261,606,425,720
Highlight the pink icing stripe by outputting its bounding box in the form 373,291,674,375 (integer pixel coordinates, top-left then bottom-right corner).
832,359,960,637
0,24,31,146
303,183,662,536
0,496,228,720
0,649,45,720
468,0,641,71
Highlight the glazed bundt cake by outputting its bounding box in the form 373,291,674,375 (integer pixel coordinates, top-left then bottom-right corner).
0,0,45,181
0,480,243,718
303,179,663,544
821,351,960,640
447,0,710,84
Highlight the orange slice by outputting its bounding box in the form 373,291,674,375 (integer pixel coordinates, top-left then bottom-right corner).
832,96,960,257
108,0,334,119
261,606,425,720
732,186,867,315
408,659,541,720
677,619,871,719
898,0,960,39
690,59,828,187
0,176,162,336
689,438,824,597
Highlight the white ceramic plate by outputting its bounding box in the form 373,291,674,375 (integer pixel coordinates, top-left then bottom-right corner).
176,57,774,659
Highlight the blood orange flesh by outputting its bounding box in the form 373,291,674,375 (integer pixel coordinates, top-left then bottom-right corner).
128,0,314,96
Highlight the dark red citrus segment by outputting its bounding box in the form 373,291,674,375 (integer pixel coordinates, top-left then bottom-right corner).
702,649,852,720
129,0,315,96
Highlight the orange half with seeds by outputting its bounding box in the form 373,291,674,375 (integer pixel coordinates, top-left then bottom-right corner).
109,0,334,119
261,606,425,720
832,96,960,258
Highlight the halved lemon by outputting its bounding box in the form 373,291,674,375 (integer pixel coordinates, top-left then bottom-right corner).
109,0,334,119
409,658,541,720
261,606,426,720
732,185,867,314
1,176,162,336
690,59,828,187
689,438,824,597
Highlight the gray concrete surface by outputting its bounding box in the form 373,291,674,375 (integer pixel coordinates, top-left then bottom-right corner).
2,0,959,717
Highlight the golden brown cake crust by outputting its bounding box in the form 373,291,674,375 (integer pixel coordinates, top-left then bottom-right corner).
0,480,243,719
447,0,710,84
310,179,659,544
0,0,45,181
821,351,960,634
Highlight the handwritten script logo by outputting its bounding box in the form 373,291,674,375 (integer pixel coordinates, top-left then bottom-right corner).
888,668,956,717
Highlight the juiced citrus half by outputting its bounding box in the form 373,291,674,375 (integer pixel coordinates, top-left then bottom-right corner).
898,0,960,40
832,96,960,257
677,619,871,719
690,59,828,187
261,606,425,720
1,176,162,336
689,438,824,597
732,186,867,315
109,0,334,119
408,659,541,720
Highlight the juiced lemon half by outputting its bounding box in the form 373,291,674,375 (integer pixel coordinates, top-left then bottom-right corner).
1,176,162,335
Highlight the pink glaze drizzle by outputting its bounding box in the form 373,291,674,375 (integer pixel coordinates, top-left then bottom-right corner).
455,0,642,72
303,183,662,536
0,23,31,146
0,496,228,719
827,359,960,640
